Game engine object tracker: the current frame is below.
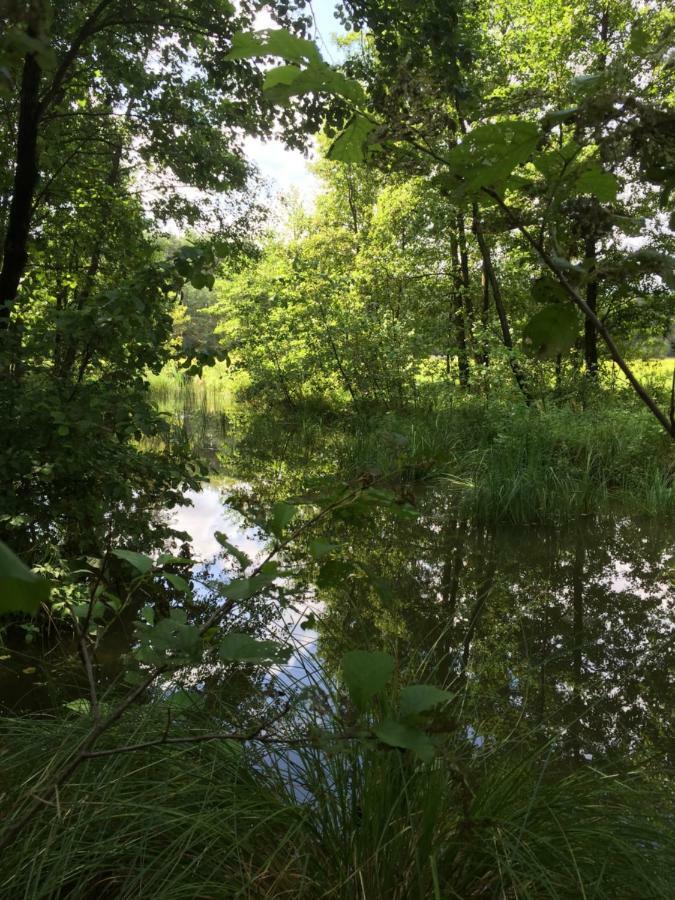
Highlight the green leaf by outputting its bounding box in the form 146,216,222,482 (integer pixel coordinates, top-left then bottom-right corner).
226,29,320,64
164,573,190,593
218,564,279,601
628,24,650,56
309,538,339,560
400,685,453,719
570,73,604,93
542,107,578,126
341,650,395,712
64,698,90,715
319,67,366,105
134,610,202,665
219,632,290,664
447,120,540,193
327,115,377,164
156,554,194,567
263,64,302,91
0,542,50,615
112,549,153,575
531,275,568,304
374,719,435,761
572,165,619,202
190,271,215,291
264,62,365,106
271,501,298,537
522,304,579,359
214,532,251,569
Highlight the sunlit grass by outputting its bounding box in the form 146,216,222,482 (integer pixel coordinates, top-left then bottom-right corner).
147,358,675,523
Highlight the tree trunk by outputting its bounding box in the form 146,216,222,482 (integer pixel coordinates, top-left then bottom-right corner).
457,212,474,344
479,260,490,366
583,237,599,378
472,204,532,403
461,550,496,673
571,528,586,762
450,230,470,388
0,0,117,334
0,30,42,330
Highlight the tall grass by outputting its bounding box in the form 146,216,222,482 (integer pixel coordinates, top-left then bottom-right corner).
342,399,675,522
2,689,672,898
0,713,308,899
146,363,237,460
147,361,674,523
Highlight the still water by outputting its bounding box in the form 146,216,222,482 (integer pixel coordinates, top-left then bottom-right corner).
2,421,673,773
177,482,675,770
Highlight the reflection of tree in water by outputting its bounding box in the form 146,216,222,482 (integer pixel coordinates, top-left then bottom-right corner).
307,491,674,769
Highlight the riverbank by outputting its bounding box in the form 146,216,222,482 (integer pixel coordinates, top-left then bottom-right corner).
149,363,675,523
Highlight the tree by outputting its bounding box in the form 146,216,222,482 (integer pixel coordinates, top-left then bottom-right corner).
227,0,675,435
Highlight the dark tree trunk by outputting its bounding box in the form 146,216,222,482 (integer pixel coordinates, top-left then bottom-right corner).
479,261,490,366
472,204,533,403
450,231,470,388
580,5,608,380
583,237,599,378
571,529,586,762
0,34,42,330
0,0,116,334
457,212,474,342
461,551,496,673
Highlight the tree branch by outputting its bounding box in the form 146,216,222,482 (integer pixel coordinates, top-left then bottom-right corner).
484,188,674,438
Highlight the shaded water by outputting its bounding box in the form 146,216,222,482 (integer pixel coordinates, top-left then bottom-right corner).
173,483,675,769
2,401,673,775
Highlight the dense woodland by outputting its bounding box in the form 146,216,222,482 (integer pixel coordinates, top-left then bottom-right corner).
0,1,674,897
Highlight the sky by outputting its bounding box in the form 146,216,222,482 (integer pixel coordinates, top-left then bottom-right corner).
245,0,347,207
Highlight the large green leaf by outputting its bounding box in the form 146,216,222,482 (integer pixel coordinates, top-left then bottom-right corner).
226,29,320,64
164,573,191,593
271,501,298,538
572,164,619,202
522,304,579,359
341,650,394,712
134,609,202,666
399,684,453,719
263,62,365,106
447,120,540,193
214,532,251,569
219,632,290,664
218,563,279,601
308,538,340,560
374,719,435,761
263,64,303,91
112,549,153,575
531,275,569,304
0,542,50,615
327,115,377,164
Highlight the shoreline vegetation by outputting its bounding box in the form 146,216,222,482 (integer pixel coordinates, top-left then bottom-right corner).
1,0,674,895
149,359,675,523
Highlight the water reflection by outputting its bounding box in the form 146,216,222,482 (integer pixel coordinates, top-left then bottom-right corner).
170,484,674,770
2,473,673,773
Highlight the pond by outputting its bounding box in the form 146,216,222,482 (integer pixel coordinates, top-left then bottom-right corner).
2,404,674,777
172,482,674,770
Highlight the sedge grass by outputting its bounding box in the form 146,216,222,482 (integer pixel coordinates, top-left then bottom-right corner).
2,667,672,899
